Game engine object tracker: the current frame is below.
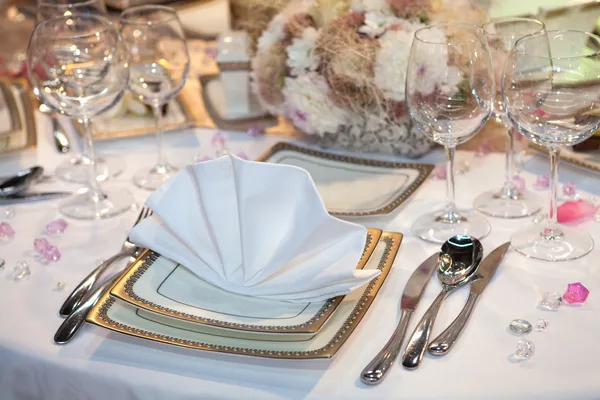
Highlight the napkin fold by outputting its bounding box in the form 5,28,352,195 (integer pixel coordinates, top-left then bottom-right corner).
130,155,380,302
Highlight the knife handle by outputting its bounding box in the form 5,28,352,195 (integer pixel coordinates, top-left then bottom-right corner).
360,309,413,385
401,289,449,370
428,292,480,356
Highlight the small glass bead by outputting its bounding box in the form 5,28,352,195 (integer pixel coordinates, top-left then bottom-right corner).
534,319,548,332
540,292,562,310
13,261,30,280
130,203,140,212
509,319,532,336
515,339,535,359
4,207,15,219
56,281,66,291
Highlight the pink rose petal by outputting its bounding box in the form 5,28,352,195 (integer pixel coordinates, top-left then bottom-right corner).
0,222,14,238
557,200,599,224
46,219,68,235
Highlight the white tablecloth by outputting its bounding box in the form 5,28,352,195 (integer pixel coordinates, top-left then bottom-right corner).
1,113,600,400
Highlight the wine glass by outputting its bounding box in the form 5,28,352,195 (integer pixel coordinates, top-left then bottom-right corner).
406,23,494,243
119,5,190,190
473,18,545,218
28,14,134,219
504,30,600,261
36,0,124,184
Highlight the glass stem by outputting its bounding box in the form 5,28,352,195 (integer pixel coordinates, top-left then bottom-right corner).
441,146,461,223
543,148,562,239
504,127,516,190
81,118,103,200
80,118,90,160
153,104,166,168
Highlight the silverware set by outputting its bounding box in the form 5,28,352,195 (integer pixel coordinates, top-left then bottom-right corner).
361,236,510,385
0,166,70,203
54,206,153,344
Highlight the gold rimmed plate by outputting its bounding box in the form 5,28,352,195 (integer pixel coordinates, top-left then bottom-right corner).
109,228,382,341
0,77,37,154
530,143,600,174
88,232,402,359
258,143,434,216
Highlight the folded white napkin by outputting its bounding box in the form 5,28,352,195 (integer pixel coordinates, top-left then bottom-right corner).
129,155,380,302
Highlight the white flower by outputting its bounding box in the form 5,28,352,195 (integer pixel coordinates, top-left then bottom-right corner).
286,28,320,76
257,14,286,54
374,24,422,101
283,73,349,136
358,12,396,38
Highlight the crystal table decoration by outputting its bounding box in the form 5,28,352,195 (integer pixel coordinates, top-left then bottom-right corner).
563,282,590,305
540,292,562,310
13,261,30,280
509,319,532,335
515,339,535,360
534,319,548,332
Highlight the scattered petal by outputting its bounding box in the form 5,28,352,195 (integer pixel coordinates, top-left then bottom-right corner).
0,222,15,238
34,238,50,254
432,164,447,180
475,140,492,157
563,282,589,304
246,126,264,137
512,175,526,193
534,174,550,190
562,182,577,198
46,219,68,235
557,200,599,224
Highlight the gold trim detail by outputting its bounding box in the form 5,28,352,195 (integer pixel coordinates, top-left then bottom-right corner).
111,229,383,334
88,232,402,359
217,61,251,71
257,142,434,216
0,77,37,154
530,143,600,174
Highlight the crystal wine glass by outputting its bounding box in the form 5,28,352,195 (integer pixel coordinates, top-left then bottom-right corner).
36,0,124,184
473,18,545,218
28,14,134,219
406,23,494,243
503,30,600,261
119,5,190,190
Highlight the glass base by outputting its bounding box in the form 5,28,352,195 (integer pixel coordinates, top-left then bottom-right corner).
55,154,124,184
474,187,542,218
59,187,135,220
133,164,178,190
412,209,491,243
511,223,594,261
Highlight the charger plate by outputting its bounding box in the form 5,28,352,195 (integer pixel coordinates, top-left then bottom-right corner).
258,143,433,216
530,143,600,174
110,229,382,341
87,232,401,359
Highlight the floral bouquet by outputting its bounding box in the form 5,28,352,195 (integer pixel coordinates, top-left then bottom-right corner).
251,0,486,157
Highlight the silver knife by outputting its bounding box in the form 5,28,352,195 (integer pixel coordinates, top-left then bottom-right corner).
0,191,71,204
428,242,510,356
360,253,439,385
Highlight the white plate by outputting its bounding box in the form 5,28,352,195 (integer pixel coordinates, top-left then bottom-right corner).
258,143,433,216
89,232,401,358
111,229,382,341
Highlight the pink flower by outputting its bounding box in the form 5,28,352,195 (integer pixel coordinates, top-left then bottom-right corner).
557,200,599,224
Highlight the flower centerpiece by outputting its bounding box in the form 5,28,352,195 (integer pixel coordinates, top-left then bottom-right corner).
251,0,487,156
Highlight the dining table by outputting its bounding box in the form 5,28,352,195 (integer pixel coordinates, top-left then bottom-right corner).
0,107,600,400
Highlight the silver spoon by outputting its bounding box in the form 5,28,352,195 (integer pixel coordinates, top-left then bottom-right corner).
39,104,70,153
0,166,44,197
401,235,483,369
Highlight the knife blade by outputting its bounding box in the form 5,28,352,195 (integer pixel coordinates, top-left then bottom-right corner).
0,191,71,204
428,242,510,356
360,252,439,385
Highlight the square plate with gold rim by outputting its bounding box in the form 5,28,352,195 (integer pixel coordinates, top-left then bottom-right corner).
88,232,401,359
258,143,433,217
110,229,382,342
530,143,600,174
0,77,37,155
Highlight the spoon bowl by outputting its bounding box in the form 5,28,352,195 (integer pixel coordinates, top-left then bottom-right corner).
401,235,482,369
0,166,44,197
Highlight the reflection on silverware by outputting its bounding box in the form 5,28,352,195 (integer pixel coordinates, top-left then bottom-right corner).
54,271,125,344
402,235,483,370
0,166,44,197
360,252,439,385
0,191,71,203
39,104,70,153
58,206,153,318
428,242,510,356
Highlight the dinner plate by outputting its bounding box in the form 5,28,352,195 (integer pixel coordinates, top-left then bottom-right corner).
111,229,382,341
88,232,401,359
530,143,600,174
0,78,37,155
258,143,433,216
